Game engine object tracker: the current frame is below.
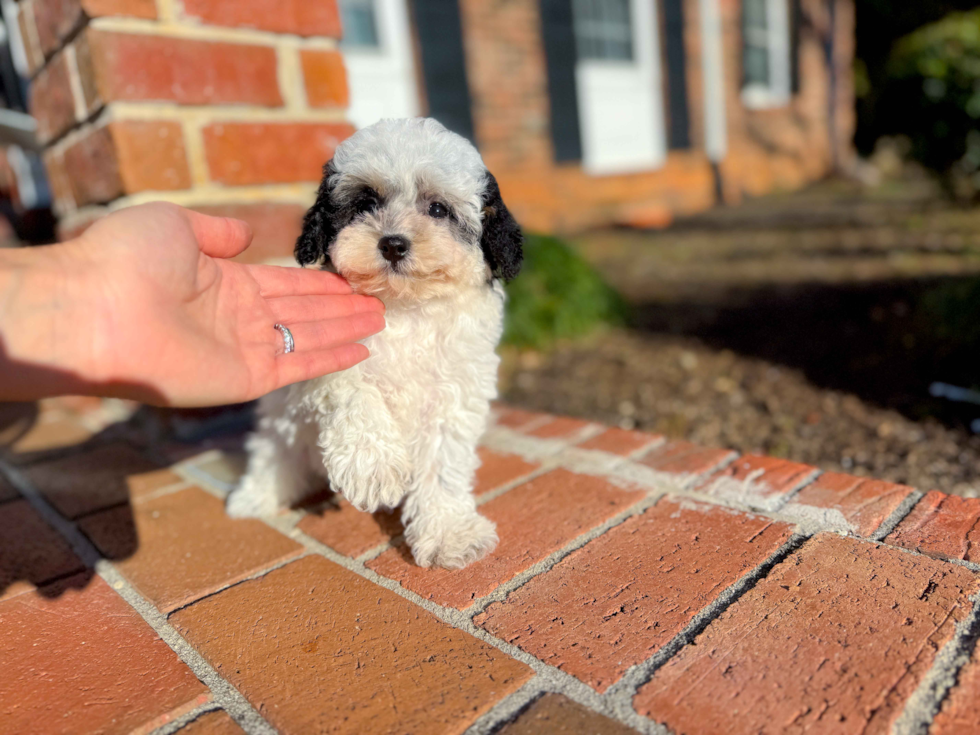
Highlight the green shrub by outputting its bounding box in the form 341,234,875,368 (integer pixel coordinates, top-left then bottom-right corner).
884,10,980,199
503,234,627,349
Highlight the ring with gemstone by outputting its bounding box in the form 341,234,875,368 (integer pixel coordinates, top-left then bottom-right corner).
274,323,295,354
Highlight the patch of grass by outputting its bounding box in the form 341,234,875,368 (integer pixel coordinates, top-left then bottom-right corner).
503,234,628,349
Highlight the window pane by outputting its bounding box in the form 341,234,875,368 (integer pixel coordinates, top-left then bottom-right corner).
744,46,770,86
743,0,770,86
340,0,380,49
573,0,633,62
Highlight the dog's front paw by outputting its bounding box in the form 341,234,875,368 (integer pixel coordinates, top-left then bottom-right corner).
407,513,498,570
226,485,282,518
326,442,410,513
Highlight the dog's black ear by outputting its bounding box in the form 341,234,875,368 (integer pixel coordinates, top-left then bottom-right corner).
296,160,339,267
480,170,523,281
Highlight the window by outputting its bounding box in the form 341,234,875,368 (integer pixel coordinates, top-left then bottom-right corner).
573,0,633,62
340,0,381,49
742,0,791,108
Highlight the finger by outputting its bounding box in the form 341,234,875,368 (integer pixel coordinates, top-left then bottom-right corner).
183,210,254,258
276,343,370,387
283,312,386,353
268,293,385,325
249,264,354,298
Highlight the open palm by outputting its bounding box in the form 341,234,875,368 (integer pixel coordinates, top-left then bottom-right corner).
74,203,384,406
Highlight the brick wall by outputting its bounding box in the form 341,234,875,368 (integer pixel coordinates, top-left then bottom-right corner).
16,0,351,261
460,0,856,233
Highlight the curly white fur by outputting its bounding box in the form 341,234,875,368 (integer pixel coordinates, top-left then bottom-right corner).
227,119,515,570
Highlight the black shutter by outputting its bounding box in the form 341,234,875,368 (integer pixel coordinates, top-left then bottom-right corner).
539,0,582,163
662,0,691,150
412,0,476,142
790,0,802,94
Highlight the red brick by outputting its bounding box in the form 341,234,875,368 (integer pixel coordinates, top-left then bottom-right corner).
170,555,532,734
638,440,736,478
33,0,84,57
86,29,283,106
0,499,86,600
178,711,245,735
699,454,818,508
79,486,302,612
497,694,637,735
81,0,157,18
634,534,980,735
932,643,980,734
476,497,793,692
30,53,76,143
72,29,100,115
578,427,663,456
298,498,403,558
528,416,593,440
42,148,74,210
368,469,644,609
63,125,123,206
301,49,348,108
181,0,342,38
203,122,353,185
475,447,539,496
887,491,980,564
793,471,915,537
192,202,306,264
493,406,550,431
0,575,209,734
112,119,192,192
22,443,165,519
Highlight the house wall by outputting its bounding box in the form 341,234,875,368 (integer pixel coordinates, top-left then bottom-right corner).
458,0,855,233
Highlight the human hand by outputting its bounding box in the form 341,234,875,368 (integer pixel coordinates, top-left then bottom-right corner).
0,203,384,406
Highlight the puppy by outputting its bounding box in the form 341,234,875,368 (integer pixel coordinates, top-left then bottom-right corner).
226,118,523,569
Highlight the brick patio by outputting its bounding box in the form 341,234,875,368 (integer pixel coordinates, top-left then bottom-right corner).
2,399,980,734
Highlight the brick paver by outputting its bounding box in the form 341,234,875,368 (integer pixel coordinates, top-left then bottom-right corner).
22,443,166,518
699,453,818,508
474,447,539,496
637,440,735,478
0,499,87,600
578,427,663,456
298,498,403,558
476,497,793,691
177,710,245,735
792,471,915,537
932,644,980,734
170,556,532,735
4,401,980,735
634,534,980,735
497,694,638,734
0,408,92,456
0,575,209,734
527,416,592,439
368,469,643,609
79,486,303,612
887,491,980,563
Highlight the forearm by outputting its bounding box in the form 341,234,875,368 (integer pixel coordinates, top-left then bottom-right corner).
0,243,104,401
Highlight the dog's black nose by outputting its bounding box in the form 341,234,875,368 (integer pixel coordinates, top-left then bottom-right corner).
378,235,410,264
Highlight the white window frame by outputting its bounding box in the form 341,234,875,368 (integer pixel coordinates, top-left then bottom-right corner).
741,0,791,110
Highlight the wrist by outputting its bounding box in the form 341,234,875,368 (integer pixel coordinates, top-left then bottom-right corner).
0,241,105,400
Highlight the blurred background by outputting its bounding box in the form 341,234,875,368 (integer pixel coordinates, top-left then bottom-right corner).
1,0,978,495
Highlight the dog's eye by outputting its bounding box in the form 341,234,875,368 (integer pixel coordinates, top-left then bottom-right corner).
428,202,450,219
354,189,380,215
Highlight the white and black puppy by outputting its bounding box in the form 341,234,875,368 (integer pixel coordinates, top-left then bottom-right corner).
227,117,523,569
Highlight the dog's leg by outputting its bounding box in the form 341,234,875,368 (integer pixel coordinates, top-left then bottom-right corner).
226,425,313,517
402,427,497,569
316,377,411,513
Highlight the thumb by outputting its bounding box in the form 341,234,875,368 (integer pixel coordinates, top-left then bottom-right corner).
184,210,254,259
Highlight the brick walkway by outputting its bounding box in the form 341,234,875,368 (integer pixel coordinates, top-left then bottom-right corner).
2,399,980,734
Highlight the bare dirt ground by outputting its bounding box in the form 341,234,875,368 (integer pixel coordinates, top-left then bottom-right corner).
501,175,980,496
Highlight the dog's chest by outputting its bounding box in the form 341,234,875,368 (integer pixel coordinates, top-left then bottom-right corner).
362,291,503,416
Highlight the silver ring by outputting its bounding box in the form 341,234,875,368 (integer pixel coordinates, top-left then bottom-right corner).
274,323,295,354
